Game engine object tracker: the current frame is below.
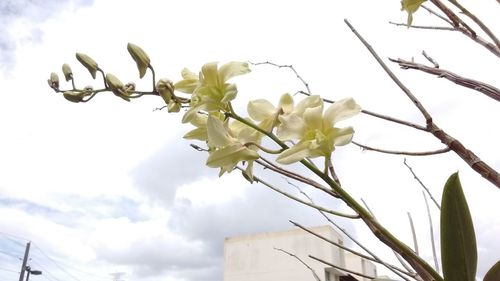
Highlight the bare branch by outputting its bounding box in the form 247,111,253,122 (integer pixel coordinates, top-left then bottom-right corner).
344,19,433,123
422,191,440,272
296,91,428,131
422,51,439,68
249,61,312,95
290,221,416,279
390,58,500,102
389,21,455,31
353,141,451,156
430,0,477,36
447,0,500,48
345,19,500,189
309,255,376,279
421,4,500,57
256,158,340,198
274,248,322,281
359,199,418,278
407,212,419,255
248,171,359,219
422,5,454,25
403,159,441,209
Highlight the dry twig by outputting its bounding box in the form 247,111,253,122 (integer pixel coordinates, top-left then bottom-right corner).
390,58,500,102
345,19,500,189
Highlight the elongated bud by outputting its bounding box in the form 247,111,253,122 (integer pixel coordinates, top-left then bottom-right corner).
156,79,174,104
62,64,73,81
63,91,84,103
105,73,130,101
167,100,181,113
48,72,60,89
127,43,150,78
76,53,98,79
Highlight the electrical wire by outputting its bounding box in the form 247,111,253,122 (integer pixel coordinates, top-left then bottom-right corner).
31,243,83,281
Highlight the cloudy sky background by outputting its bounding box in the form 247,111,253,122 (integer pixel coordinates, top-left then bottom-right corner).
0,1,499,281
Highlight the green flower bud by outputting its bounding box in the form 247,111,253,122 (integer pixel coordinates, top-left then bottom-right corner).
76,53,98,79
48,72,60,89
62,64,73,81
105,73,129,102
156,79,174,104
127,43,150,78
63,91,84,103
167,100,181,113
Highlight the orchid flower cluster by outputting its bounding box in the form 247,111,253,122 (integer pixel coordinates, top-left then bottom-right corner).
48,43,361,179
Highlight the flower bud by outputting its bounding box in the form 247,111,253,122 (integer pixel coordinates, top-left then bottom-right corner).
127,43,150,78
105,73,129,101
167,100,181,113
48,72,60,89
156,79,174,104
63,91,84,103
62,64,73,81
76,52,98,79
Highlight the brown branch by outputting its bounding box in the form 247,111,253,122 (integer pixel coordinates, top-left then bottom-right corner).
296,91,428,131
388,21,455,31
249,61,312,95
421,4,500,57
290,221,416,279
430,0,476,36
344,20,434,123
448,0,500,48
309,255,376,279
422,191,440,273
403,159,441,209
422,5,454,25
256,158,339,198
248,171,359,219
345,19,500,189
390,58,500,102
353,141,451,156
407,212,419,255
427,123,500,188
422,51,439,68
274,248,322,281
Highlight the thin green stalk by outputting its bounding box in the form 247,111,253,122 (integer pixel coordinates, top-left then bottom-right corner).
227,109,442,281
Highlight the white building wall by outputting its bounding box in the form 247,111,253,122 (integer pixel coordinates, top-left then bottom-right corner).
223,226,346,281
344,252,377,281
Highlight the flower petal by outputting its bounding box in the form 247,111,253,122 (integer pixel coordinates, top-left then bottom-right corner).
180,68,198,80
324,98,361,126
201,62,219,87
277,113,305,140
276,141,311,164
331,126,355,146
219,61,251,83
247,99,275,121
206,145,259,169
278,93,294,114
303,105,323,131
183,127,208,141
295,95,323,116
207,115,234,147
174,79,199,94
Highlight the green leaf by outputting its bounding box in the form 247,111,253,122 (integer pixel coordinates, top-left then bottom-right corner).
440,172,477,281
484,261,500,281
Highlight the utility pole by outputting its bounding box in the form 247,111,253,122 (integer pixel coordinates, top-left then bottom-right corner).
19,241,31,281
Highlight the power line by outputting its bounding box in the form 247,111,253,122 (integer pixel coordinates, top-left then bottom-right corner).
0,249,21,260
29,259,65,281
31,243,84,281
0,267,19,274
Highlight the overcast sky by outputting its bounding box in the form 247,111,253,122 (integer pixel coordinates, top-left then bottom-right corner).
0,1,498,281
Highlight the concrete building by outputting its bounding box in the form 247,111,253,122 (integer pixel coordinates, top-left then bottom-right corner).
223,225,378,281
